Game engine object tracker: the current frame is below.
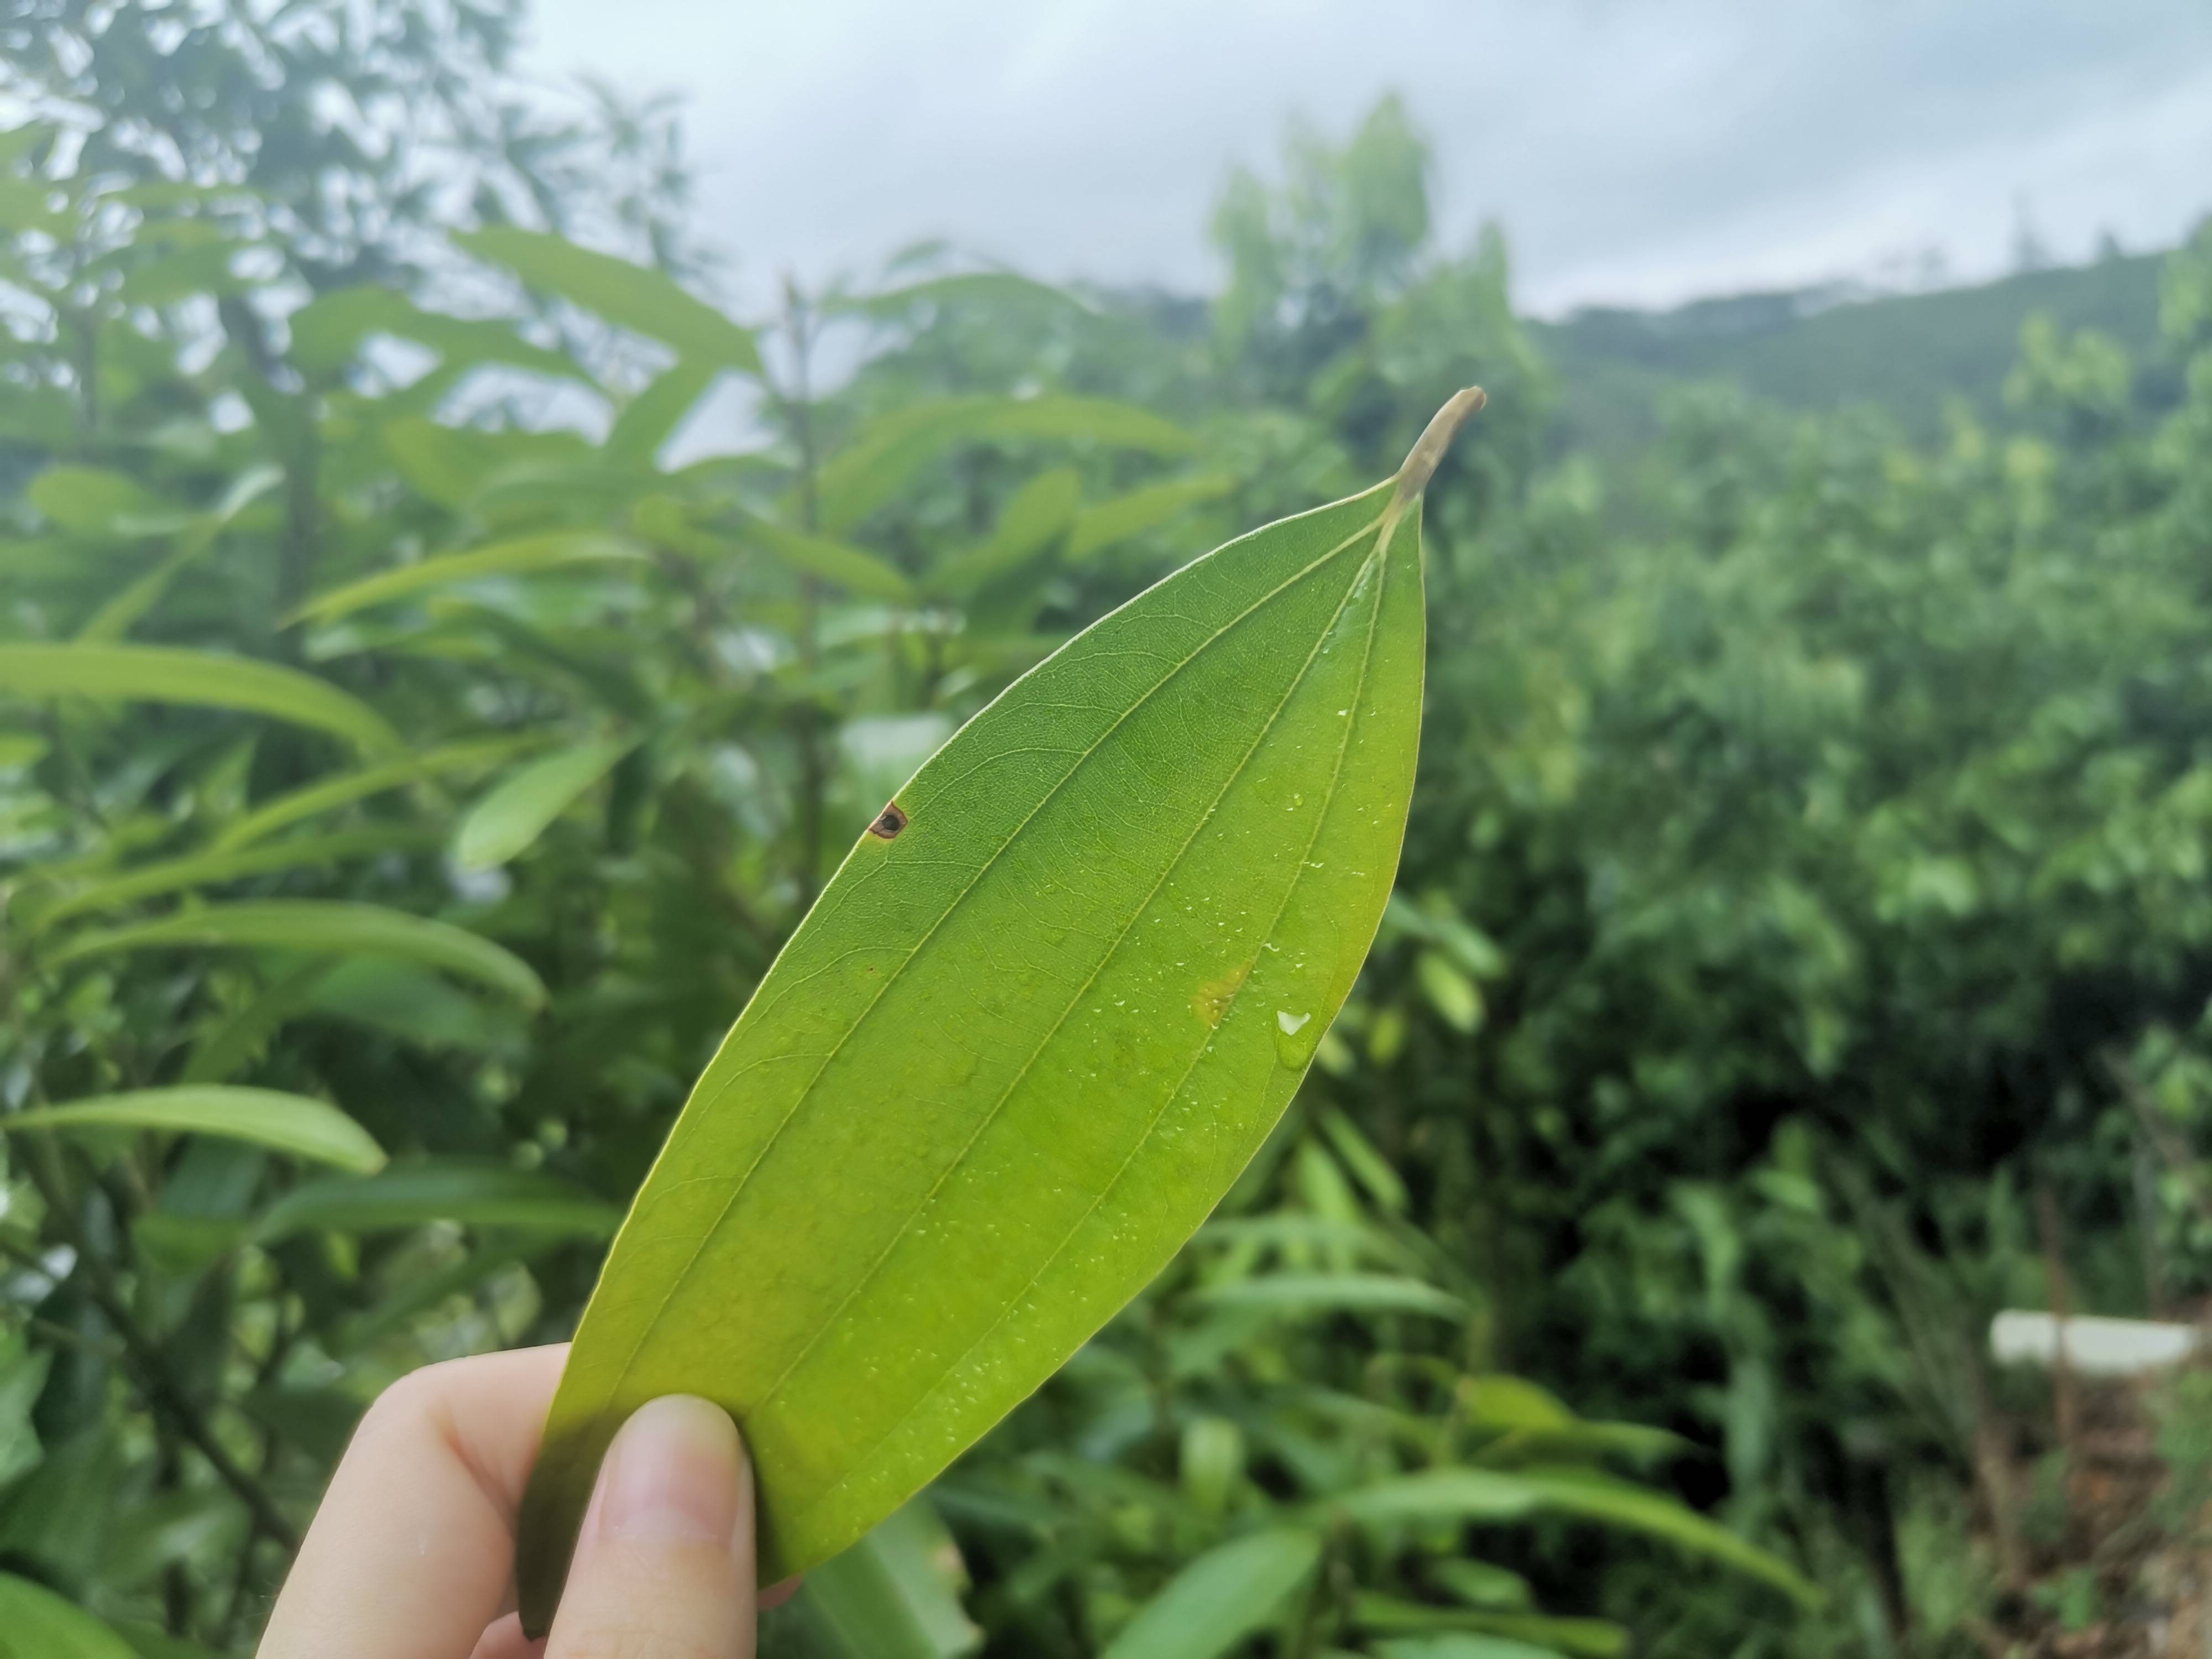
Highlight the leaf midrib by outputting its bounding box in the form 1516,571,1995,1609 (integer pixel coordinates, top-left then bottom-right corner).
569,503,1389,1418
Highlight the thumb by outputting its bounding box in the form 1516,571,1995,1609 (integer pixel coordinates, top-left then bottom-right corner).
545,1396,755,1659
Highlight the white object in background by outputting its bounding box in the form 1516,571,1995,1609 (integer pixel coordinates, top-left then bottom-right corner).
1989,1311,2201,1377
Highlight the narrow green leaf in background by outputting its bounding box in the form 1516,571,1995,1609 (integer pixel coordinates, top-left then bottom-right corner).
211,735,545,852
1510,1468,1820,1605
930,467,1079,596
288,531,643,625
32,825,434,925
76,463,284,644
1362,1604,1618,1658
1098,1528,1322,1659
49,899,549,1008
1336,1469,1543,1526
1431,1561,1538,1611
380,419,594,510
774,1503,982,1659
835,270,1093,320
453,737,637,869
1192,1271,1468,1320
1067,473,1237,562
606,359,722,467
1334,1466,1817,1605
0,644,400,754
0,1572,140,1659
739,518,917,603
1,1087,385,1173
815,394,1197,533
515,390,1484,1628
27,466,182,535
455,227,761,373
1370,1637,1567,1659
287,285,584,384
253,1162,620,1243
1415,949,1483,1033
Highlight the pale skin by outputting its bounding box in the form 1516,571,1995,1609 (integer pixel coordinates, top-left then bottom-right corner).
258,1345,787,1659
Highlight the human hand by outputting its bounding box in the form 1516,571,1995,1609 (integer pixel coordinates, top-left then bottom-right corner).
257,1344,763,1658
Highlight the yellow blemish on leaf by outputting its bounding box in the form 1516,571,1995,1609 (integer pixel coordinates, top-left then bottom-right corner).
1193,961,1253,1027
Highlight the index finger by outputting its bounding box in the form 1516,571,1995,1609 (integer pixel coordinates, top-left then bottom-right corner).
258,1344,568,1659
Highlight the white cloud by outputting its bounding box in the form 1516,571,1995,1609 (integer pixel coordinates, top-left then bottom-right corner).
519,0,2212,316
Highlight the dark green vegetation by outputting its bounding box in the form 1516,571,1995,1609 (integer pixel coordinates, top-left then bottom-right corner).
1538,249,2168,457
2,11,2210,1654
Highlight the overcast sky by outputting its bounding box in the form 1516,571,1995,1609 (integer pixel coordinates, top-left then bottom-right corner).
520,0,2212,317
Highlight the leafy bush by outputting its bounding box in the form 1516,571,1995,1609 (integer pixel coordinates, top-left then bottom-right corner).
6,12,2212,1655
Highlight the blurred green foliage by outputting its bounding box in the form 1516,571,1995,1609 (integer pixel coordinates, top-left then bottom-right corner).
3,8,2212,1656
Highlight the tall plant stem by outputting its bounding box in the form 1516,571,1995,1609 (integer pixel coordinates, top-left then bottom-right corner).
784,275,828,909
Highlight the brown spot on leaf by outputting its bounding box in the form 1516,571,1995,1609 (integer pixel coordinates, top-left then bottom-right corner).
1193,961,1252,1027
868,802,909,840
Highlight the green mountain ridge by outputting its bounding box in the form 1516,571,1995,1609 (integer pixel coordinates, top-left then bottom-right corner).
1532,249,2170,456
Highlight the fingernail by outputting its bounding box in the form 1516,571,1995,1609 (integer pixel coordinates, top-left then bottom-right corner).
598,1396,744,1546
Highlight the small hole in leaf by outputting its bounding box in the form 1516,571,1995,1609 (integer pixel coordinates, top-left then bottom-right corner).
868,802,909,840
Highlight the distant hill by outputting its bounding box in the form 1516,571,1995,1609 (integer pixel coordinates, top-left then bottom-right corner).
1531,252,2169,457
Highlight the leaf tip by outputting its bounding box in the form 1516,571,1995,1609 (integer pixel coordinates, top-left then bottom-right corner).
1392,386,1485,508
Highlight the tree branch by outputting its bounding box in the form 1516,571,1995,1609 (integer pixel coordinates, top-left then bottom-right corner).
13,1150,300,1551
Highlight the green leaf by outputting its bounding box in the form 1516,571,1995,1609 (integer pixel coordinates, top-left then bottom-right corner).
33,826,432,926
27,466,182,535
781,1503,981,1658
1431,1561,1536,1612
1,1086,385,1172
455,227,760,373
1099,1528,1321,1659
115,240,252,305
0,733,49,769
1068,473,1237,562
837,271,1094,320
1372,1639,1564,1659
110,1625,227,1659
1316,1107,1409,1213
1192,1271,1467,1320
309,959,521,1055
0,1573,140,1659
1458,1375,1574,1431
0,644,400,754
816,395,1198,533
515,392,1480,1626
1181,1416,1244,1515
1197,1214,1412,1266
739,518,916,603
0,176,67,235
211,735,544,852
253,1161,620,1242
288,286,583,383
77,465,284,643
0,1330,50,1490
49,899,548,1008
1336,1470,1543,1526
930,467,1079,596
1415,950,1483,1033
1357,1600,1622,1658
382,419,600,512
453,737,636,869
181,963,334,1085
1384,891,1505,978
289,531,644,625
1510,1468,1820,1605
606,359,722,468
